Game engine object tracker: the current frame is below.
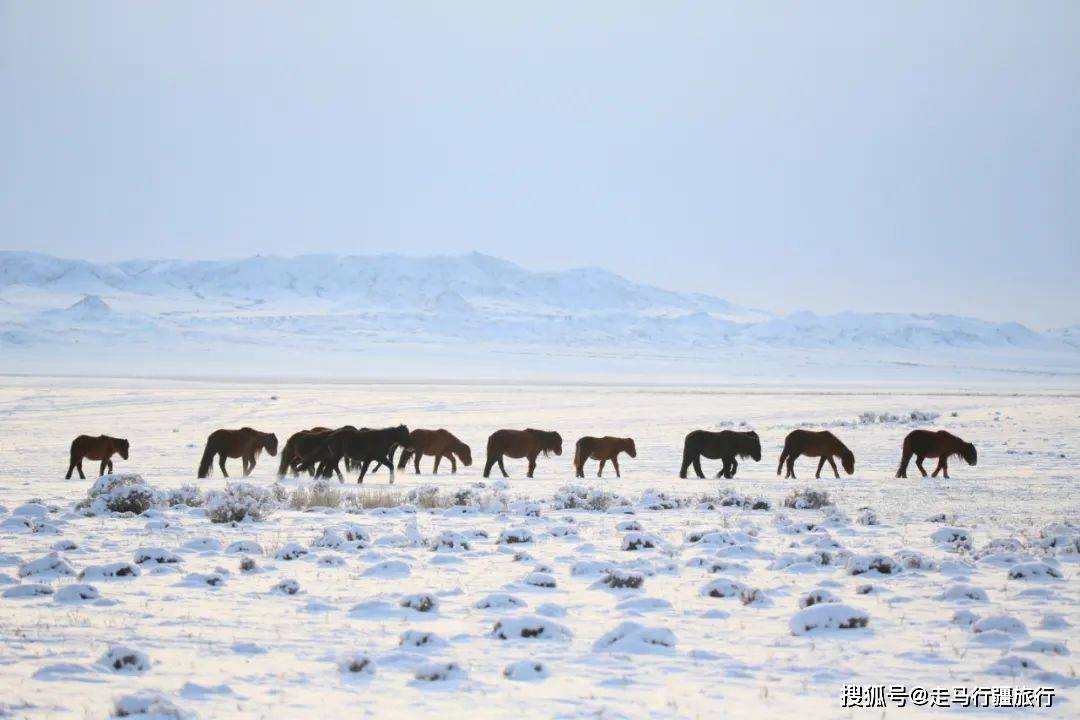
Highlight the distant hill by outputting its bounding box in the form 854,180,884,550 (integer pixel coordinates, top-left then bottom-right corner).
0,251,1076,382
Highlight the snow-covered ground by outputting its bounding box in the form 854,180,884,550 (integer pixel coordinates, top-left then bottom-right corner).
0,376,1076,718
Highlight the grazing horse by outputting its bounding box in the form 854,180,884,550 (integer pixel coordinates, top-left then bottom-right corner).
299,425,410,483
277,427,335,478
197,427,278,478
896,429,977,479
680,429,760,479
483,429,562,478
777,430,854,479
66,435,129,479
396,429,472,474
574,436,636,478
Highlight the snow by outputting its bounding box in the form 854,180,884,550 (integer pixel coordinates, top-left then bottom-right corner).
2,251,1078,383
0,378,1077,717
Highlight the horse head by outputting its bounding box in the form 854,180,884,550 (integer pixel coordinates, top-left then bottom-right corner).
264,433,279,457
743,431,762,462
456,441,473,466
623,438,637,458
961,442,977,466
840,448,855,475
117,438,130,460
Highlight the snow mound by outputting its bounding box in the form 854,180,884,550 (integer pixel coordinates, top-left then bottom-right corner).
790,604,870,634
593,622,676,653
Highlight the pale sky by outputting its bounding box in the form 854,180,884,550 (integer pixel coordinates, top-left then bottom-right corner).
2,2,1077,328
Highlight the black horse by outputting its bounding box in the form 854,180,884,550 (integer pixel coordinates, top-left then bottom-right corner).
680,429,762,479
298,425,410,483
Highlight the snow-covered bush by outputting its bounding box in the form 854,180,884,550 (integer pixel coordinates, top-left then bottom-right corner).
400,592,438,613
413,662,465,682
1008,562,1063,581
339,654,374,675
399,630,446,649
847,554,902,576
111,691,190,719
474,593,526,610
504,660,549,680
799,588,839,609
274,543,308,561
497,527,533,544
790,604,869,634
18,552,75,579
165,485,204,507
491,615,571,640
54,583,100,603
552,485,624,512
524,572,556,588
783,488,833,509
592,622,676,653
598,569,644,590
206,482,275,523
931,527,973,552
622,532,663,551
99,645,151,674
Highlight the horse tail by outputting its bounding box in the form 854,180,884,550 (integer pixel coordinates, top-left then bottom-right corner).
574,438,587,470
277,437,294,477
776,448,788,476
197,439,215,478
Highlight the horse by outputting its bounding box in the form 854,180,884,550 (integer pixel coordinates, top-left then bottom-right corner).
896,429,977,479
277,427,335,478
777,429,854,479
197,427,278,478
396,429,472,474
66,435,129,479
574,436,636,478
483,429,562,478
680,429,760,479
298,425,410,483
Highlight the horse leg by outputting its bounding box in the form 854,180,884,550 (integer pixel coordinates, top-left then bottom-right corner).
916,456,928,477
483,455,496,478
432,454,441,474
692,456,704,479
612,456,621,478
413,452,421,474
357,460,370,484
815,457,826,479
219,454,229,477
383,455,395,484
777,450,788,476
932,458,948,479
827,456,840,479
786,453,798,479
449,454,457,473
107,458,114,473
66,459,76,480
727,458,738,479
598,458,606,478
526,454,537,478
99,459,108,476
498,457,508,478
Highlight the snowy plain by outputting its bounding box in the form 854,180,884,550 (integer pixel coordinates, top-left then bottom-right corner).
0,376,1077,719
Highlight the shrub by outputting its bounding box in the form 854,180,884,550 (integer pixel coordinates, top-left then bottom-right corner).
165,485,204,507
206,482,275,523
783,488,833,510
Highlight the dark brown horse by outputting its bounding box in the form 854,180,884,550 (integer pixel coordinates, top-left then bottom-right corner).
777,429,854,479
484,429,562,478
574,436,636,478
298,425,410,483
66,435,129,479
277,427,335,478
197,427,278,478
680,429,760,479
896,430,977,479
396,429,472,474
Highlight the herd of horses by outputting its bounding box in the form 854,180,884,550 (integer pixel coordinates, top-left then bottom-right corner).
66,426,978,482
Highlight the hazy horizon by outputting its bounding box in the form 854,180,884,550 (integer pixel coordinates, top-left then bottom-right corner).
3,2,1077,327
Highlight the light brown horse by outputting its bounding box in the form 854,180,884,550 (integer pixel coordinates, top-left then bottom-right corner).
197,427,278,478
896,429,977,479
574,436,636,478
483,429,562,478
397,429,472,474
278,427,335,478
66,435,129,479
777,429,855,479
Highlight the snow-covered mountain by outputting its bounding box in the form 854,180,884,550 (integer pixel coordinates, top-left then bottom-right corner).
0,250,1076,382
